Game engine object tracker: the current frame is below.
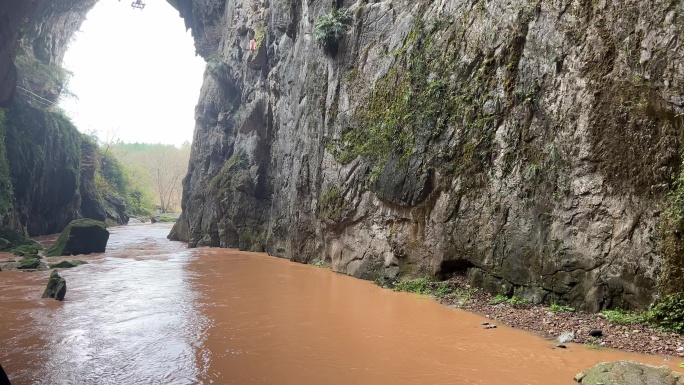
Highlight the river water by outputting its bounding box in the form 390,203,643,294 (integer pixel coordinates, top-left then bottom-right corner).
0,224,680,384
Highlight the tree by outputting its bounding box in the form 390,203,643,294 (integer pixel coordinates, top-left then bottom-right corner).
109,142,190,214
142,145,189,213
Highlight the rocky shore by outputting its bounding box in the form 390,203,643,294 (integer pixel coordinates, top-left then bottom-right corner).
432,277,684,358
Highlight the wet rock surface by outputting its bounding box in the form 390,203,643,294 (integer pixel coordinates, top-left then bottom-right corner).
3,0,684,311
48,260,87,269
575,361,684,385
41,269,66,301
167,0,684,311
46,219,109,257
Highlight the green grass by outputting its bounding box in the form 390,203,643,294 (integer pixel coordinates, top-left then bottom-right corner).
601,308,643,325
394,278,432,295
490,293,529,307
549,302,575,312
433,281,453,297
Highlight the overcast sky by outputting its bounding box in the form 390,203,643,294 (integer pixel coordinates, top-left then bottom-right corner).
60,0,206,147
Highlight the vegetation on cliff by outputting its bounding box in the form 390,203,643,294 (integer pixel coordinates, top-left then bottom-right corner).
314,8,352,54
0,109,14,215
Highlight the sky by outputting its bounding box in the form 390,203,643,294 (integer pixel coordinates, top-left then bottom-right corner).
59,0,206,147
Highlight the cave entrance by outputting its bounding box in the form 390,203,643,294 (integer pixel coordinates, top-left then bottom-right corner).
437,259,475,280
58,0,204,147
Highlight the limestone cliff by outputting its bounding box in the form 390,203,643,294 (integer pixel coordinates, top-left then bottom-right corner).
169,0,684,311
2,0,683,311
0,0,127,235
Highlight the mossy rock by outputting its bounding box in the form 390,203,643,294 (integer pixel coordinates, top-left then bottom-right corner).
0,228,42,251
41,270,66,301
46,219,109,257
151,213,180,223
575,361,684,384
12,244,43,257
17,258,40,269
48,260,87,269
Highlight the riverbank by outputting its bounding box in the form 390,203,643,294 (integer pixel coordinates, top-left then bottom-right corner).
420,277,684,357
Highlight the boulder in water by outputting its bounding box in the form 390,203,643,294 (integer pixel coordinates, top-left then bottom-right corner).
46,219,109,257
48,260,88,269
17,257,40,269
41,270,66,301
574,361,684,384
0,228,43,255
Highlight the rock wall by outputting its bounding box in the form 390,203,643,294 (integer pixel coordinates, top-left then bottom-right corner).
2,99,128,235
2,0,683,311
0,0,127,235
170,0,684,311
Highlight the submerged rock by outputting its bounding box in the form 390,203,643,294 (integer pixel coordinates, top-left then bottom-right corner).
48,260,87,269
575,361,684,385
41,270,66,301
17,257,40,269
46,219,109,257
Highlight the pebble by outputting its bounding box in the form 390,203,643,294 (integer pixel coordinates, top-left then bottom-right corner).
651,336,659,341
588,329,603,337
481,322,489,326
677,347,684,353
556,344,567,348
484,325,497,329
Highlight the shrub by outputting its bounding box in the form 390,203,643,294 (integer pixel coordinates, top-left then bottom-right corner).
646,293,684,333
374,272,398,289
601,308,643,325
314,8,352,54
394,278,432,295
491,293,507,305
490,293,529,307
434,281,453,297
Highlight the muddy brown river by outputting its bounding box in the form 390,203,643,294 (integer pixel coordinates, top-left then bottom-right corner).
0,224,681,384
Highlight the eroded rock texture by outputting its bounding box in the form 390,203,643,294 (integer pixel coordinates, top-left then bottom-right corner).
3,0,684,311
575,361,684,385
169,0,684,311
0,0,127,235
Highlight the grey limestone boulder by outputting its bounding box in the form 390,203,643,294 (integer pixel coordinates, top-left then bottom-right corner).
575,361,684,385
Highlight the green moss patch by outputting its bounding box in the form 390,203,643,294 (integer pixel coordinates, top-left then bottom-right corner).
49,260,87,269
329,17,526,188
17,258,41,269
209,152,250,194
46,218,108,257
0,228,42,251
316,186,348,222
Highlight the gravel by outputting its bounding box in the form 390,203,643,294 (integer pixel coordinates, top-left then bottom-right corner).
434,277,684,357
